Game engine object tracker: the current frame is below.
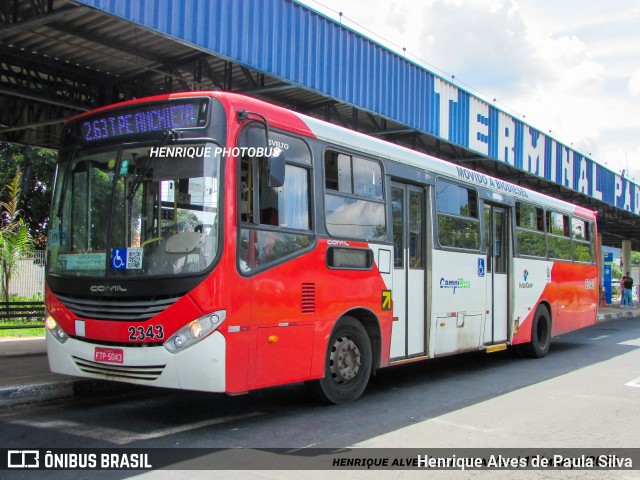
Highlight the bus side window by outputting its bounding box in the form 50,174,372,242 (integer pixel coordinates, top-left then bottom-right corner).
436,179,480,250
237,128,314,273
515,202,546,258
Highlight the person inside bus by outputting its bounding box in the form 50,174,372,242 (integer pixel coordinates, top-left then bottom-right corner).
259,182,279,226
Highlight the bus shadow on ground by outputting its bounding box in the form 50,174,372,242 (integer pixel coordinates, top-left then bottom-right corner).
136,317,639,445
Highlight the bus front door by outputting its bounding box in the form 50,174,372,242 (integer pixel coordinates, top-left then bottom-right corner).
484,204,509,345
390,183,426,360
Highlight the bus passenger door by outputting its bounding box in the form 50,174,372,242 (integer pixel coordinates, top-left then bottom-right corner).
484,205,509,345
390,183,426,360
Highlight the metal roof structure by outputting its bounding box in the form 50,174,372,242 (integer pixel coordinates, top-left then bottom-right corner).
1,0,638,248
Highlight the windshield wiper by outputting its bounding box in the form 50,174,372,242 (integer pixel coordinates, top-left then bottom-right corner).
127,129,176,202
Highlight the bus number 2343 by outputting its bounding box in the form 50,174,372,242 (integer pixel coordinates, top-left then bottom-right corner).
128,325,164,341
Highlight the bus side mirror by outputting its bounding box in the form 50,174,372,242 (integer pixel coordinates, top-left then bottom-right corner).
237,108,286,188
265,151,285,188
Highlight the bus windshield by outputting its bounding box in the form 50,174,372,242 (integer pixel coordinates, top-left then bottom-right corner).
47,143,220,278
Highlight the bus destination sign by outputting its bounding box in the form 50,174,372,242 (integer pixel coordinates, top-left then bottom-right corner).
77,98,208,143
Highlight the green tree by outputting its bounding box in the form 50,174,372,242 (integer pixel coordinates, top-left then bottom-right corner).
0,143,56,248
612,263,622,280
0,169,34,302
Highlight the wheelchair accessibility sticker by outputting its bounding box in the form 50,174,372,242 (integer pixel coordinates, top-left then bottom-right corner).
111,247,143,270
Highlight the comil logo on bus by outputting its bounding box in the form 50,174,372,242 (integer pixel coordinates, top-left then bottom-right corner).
90,285,128,293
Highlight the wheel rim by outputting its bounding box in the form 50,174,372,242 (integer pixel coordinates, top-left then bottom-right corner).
329,335,362,384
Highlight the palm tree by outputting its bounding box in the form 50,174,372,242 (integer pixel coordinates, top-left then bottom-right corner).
0,169,34,302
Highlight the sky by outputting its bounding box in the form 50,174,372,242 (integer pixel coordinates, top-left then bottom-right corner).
298,0,640,182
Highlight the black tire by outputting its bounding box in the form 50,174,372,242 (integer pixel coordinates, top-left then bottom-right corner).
306,316,372,404
522,305,551,358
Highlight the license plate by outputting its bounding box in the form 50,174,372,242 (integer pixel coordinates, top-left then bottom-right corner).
94,347,124,364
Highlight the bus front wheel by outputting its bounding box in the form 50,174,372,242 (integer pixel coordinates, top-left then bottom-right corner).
306,316,372,404
522,305,551,358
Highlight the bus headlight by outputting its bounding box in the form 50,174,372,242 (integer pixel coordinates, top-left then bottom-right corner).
189,321,204,339
164,310,226,353
45,311,69,344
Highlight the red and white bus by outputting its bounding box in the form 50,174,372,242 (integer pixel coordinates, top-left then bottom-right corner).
45,92,599,403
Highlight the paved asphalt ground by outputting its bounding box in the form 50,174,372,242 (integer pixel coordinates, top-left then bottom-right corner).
0,306,640,480
0,305,637,409
0,306,640,409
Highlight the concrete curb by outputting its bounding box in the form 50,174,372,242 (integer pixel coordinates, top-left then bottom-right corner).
0,379,82,409
0,337,46,357
597,309,639,324
0,378,138,409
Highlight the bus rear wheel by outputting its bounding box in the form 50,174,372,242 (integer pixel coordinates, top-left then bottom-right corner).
522,305,551,358
306,317,372,404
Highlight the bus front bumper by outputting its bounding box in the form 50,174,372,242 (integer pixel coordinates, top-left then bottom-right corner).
46,330,226,393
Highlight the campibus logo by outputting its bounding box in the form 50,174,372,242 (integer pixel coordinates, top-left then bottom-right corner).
439,277,471,294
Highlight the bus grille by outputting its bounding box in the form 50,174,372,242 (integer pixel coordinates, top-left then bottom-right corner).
302,283,316,314
56,294,180,321
72,356,165,381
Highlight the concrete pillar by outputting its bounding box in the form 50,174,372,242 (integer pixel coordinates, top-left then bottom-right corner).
622,240,632,277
